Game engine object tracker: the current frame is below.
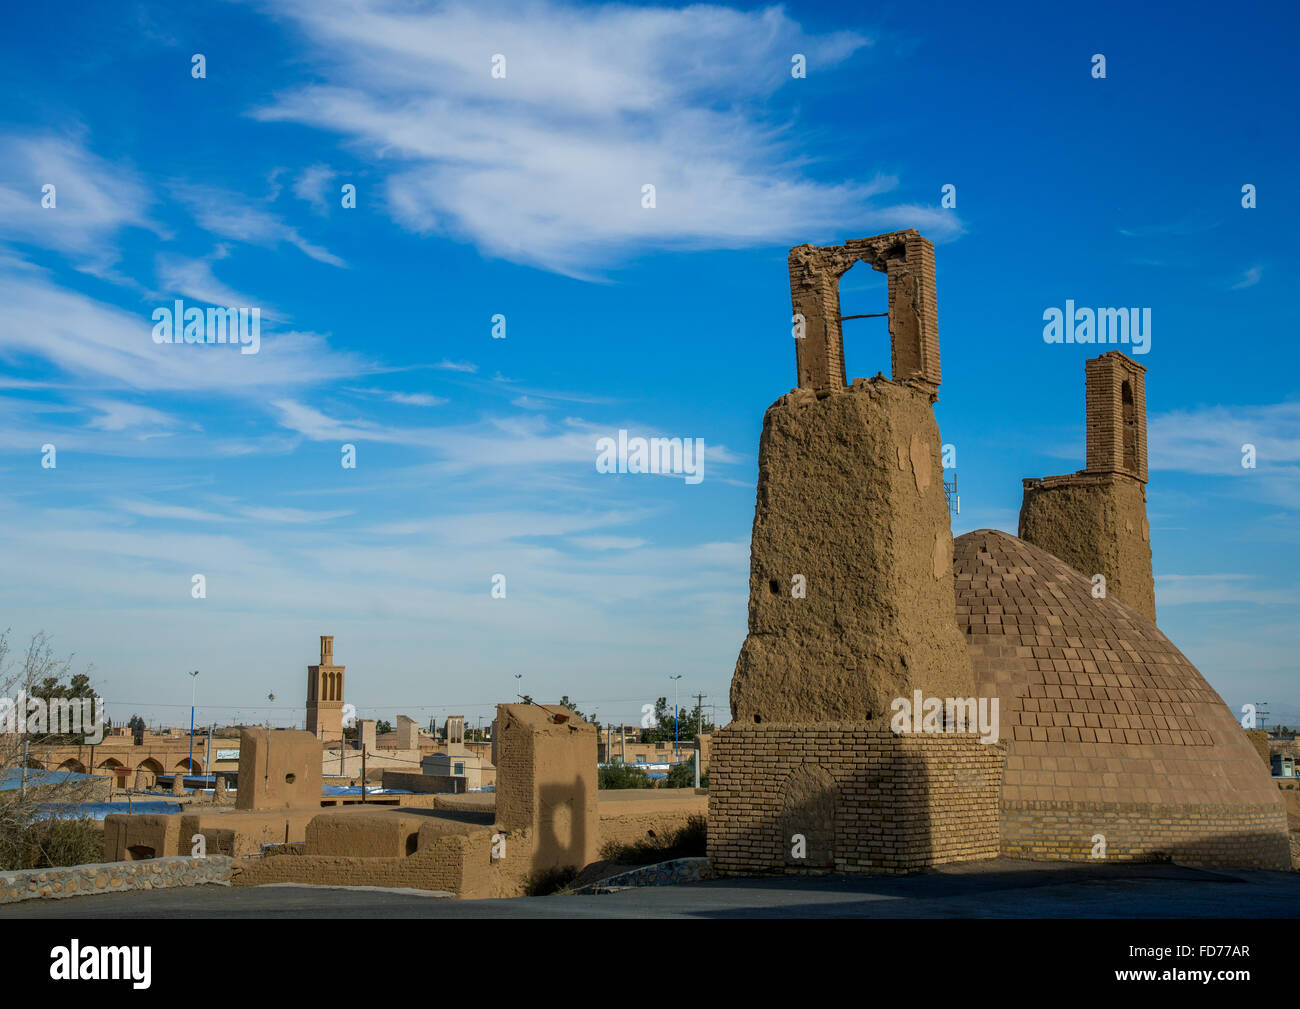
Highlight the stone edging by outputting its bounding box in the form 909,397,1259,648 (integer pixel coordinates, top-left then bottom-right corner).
0,856,231,904
572,856,712,894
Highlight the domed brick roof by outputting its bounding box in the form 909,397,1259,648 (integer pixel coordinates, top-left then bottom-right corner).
953,529,1280,812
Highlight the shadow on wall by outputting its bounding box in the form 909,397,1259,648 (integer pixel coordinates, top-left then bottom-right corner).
774,746,952,875
536,779,591,873
709,725,1005,877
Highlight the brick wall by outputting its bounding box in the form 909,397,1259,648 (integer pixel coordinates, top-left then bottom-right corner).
1085,352,1147,482
789,230,940,397
709,723,1005,875
1001,800,1290,868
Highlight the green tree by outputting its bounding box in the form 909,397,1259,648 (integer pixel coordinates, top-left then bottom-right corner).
664,760,708,788
558,695,600,730
641,697,713,743
375,719,393,735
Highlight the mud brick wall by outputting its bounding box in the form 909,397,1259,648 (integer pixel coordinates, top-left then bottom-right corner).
232,829,496,896
231,825,541,898
1000,800,1291,868
1020,472,1155,623
731,380,973,724
709,723,1005,876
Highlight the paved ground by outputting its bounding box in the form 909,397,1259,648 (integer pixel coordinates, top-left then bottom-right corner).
4,858,1299,918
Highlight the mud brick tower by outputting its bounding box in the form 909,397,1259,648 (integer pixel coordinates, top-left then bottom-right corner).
711,231,1005,876
1019,351,1156,622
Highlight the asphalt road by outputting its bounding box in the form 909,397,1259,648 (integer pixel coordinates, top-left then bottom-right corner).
4,858,1298,918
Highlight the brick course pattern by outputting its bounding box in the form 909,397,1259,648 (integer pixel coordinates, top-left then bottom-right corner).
1000,801,1290,867
709,724,1006,876
789,230,940,398
955,529,1290,869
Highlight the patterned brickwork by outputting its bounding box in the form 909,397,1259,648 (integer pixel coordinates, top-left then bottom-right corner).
1000,800,1290,867
708,724,1005,876
955,530,1289,869
1085,351,1147,482
789,230,940,397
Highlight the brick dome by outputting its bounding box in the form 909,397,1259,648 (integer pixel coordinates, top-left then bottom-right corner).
953,529,1289,867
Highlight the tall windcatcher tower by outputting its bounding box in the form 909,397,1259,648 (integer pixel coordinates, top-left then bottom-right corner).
1019,351,1155,622
306,634,346,742
711,231,1005,878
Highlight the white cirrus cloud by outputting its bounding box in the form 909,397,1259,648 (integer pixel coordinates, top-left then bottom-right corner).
0,266,369,392
1231,265,1262,289
251,0,961,277
0,132,160,277
171,182,346,267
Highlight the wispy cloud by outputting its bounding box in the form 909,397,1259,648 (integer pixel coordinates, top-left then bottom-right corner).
172,182,346,267
292,163,336,214
1156,573,1299,606
0,131,159,277
0,267,369,392
252,0,960,277
386,391,446,407
1148,401,1300,510
1119,215,1220,239
154,247,275,315
1231,265,1262,289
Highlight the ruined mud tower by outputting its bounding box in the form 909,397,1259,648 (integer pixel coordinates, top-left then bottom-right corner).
731,231,975,723
709,230,1289,876
1019,351,1156,622
712,230,1006,875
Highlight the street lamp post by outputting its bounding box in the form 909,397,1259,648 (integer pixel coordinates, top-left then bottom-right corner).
669,674,683,761
187,670,199,782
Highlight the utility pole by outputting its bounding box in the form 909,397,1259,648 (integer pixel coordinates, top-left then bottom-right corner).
695,692,707,737
669,675,683,761
187,670,199,780
361,745,367,803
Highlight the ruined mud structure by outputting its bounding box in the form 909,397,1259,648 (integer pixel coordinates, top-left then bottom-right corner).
1019,352,1156,622
710,229,1289,875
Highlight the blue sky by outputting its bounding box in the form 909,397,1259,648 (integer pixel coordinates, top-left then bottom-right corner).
0,0,1296,732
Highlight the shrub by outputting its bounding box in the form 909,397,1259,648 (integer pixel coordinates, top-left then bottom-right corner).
599,814,707,865
0,814,102,871
526,864,578,896
598,763,652,789
662,761,708,788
